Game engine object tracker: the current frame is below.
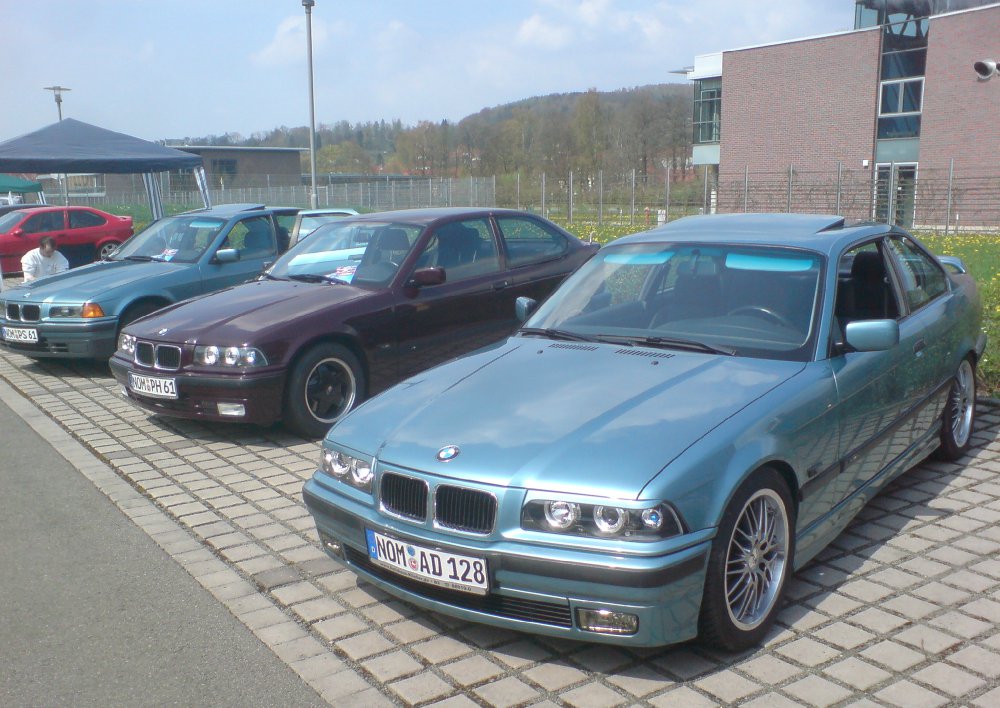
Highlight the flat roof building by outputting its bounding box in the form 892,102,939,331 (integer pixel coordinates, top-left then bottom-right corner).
684,1,1000,229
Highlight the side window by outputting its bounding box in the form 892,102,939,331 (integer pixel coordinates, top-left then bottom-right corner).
223,216,276,259
416,218,500,282
834,242,900,329
69,210,105,229
495,216,568,268
23,211,64,233
885,236,948,311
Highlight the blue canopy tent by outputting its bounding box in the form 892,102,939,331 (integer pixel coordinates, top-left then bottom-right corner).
0,118,211,219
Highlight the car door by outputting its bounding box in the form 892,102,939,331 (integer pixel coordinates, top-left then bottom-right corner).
883,234,955,432
19,210,66,255
829,239,928,497
392,217,507,381
199,215,277,294
493,214,574,306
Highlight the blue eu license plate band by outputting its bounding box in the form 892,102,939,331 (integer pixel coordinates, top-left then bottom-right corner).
365,529,489,595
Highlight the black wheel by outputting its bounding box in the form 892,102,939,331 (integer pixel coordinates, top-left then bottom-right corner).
699,467,794,651
98,240,121,260
283,343,364,439
933,357,976,461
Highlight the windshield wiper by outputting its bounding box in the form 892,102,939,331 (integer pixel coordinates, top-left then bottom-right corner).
518,327,597,343
593,333,735,356
123,255,156,262
287,273,347,285
259,272,286,281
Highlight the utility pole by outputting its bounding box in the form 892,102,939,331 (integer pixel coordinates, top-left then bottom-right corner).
44,85,71,120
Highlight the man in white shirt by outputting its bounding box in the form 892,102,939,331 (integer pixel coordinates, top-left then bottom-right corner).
21,236,69,283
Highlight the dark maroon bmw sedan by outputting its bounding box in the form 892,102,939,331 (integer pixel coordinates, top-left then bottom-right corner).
109,208,598,438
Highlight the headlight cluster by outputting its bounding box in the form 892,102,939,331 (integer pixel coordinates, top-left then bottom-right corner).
320,448,374,493
194,345,268,367
50,303,104,318
521,499,684,541
118,332,136,355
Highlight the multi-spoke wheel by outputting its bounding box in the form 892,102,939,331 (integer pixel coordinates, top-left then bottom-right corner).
284,343,364,439
934,357,976,461
699,467,793,650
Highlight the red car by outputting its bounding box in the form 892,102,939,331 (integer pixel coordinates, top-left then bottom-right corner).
0,206,134,274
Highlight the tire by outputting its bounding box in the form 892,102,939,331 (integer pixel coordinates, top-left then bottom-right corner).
283,343,364,439
933,357,976,461
698,467,794,651
98,241,121,260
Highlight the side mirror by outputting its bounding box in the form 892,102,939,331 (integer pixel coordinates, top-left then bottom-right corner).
11,228,24,237
407,267,446,288
516,296,538,322
844,319,899,352
214,248,240,264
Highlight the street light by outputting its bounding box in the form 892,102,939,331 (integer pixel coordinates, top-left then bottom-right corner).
44,85,71,120
303,0,318,209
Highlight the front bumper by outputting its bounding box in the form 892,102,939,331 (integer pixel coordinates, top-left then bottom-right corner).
302,472,711,647
0,318,118,359
109,355,286,426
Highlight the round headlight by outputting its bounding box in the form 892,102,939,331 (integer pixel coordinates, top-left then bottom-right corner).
594,506,628,534
202,345,219,365
244,349,258,366
641,507,664,530
351,459,373,487
224,347,240,365
543,501,580,530
324,450,350,477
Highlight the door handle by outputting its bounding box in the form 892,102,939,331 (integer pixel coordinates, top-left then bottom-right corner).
492,280,511,290
913,339,926,357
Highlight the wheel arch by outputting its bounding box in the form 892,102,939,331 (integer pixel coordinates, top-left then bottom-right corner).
283,332,370,401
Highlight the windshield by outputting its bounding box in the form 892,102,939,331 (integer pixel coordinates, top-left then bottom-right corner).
298,213,354,240
267,220,423,288
112,215,225,263
524,242,824,361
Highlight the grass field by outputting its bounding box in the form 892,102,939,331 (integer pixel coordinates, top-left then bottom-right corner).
557,221,1000,398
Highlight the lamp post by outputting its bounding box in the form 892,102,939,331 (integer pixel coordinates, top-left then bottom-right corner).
303,0,319,209
44,85,71,120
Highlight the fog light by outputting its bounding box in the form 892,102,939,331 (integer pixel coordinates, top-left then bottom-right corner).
318,531,344,558
576,608,639,635
216,402,246,417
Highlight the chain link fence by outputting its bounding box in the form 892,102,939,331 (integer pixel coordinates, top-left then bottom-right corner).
49,161,1000,234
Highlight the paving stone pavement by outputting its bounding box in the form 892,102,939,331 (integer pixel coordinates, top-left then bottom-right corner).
2,347,1000,708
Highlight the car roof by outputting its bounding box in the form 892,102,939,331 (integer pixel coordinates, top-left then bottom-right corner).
297,208,358,216
614,213,891,254
340,207,552,226
178,203,268,218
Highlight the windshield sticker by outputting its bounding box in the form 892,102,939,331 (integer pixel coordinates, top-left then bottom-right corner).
726,253,817,272
160,248,178,261
604,251,674,265
329,265,357,282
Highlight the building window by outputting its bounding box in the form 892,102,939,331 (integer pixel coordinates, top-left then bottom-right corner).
211,159,237,179
693,79,721,144
878,77,922,139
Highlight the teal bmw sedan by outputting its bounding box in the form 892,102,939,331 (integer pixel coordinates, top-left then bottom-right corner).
303,213,984,649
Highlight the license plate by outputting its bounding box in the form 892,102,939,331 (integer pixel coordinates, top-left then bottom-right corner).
366,529,489,595
2,326,38,343
128,372,178,399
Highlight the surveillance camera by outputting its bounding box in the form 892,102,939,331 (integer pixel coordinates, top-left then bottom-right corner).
974,59,997,80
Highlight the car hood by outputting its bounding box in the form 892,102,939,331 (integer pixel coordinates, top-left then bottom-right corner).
3,260,188,302
333,339,806,499
123,279,369,341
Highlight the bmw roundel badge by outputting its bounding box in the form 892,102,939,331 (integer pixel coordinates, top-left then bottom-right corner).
436,445,460,462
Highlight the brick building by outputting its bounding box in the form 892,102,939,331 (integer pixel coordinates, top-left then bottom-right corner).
684,1,1000,228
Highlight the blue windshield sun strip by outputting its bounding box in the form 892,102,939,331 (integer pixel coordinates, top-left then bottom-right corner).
604,251,674,265
189,219,223,229
725,253,818,272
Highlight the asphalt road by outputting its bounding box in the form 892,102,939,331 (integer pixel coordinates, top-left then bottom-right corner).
0,389,324,707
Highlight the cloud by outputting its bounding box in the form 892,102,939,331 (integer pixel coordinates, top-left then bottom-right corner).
516,14,572,50
252,15,341,67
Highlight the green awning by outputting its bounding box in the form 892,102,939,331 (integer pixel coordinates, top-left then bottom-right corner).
0,173,42,193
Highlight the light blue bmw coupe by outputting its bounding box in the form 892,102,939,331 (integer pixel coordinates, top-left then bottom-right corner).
303,213,985,649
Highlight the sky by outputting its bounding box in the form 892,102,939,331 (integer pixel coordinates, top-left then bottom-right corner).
4,0,854,143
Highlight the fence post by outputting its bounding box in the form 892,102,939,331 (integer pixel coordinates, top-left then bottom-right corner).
703,166,710,214
744,164,749,213
630,169,636,226
665,166,671,220
569,170,574,224
541,173,546,216
887,162,896,226
836,162,843,215
945,158,954,236
516,173,520,210
598,170,604,225
786,165,793,213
